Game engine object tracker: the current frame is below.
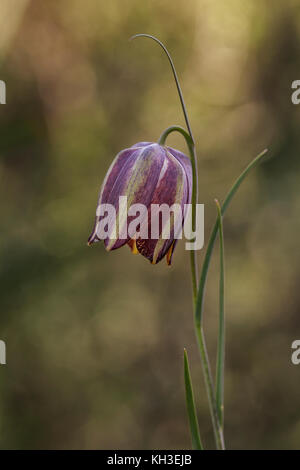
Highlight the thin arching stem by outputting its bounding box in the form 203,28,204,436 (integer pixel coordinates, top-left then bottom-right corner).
130,35,225,448
131,34,199,289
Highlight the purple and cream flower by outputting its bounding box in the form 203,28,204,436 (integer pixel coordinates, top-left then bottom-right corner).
88,142,192,265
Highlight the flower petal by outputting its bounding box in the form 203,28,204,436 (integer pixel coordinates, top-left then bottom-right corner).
167,147,192,204
136,147,188,264
88,147,139,245
88,142,192,266
103,144,165,251
131,142,152,148
127,238,139,254
166,240,177,265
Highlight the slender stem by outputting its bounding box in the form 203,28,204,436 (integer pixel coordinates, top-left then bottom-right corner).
131,34,199,290
184,349,203,450
159,125,223,448
158,125,192,148
215,199,225,429
131,34,224,450
195,323,225,450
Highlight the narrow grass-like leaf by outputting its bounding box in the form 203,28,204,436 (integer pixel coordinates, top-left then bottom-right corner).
215,199,225,428
183,348,203,450
195,148,268,326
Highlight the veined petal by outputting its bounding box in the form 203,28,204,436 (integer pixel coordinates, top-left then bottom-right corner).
136,147,188,264
167,147,192,205
104,144,165,251
166,147,192,261
88,147,139,245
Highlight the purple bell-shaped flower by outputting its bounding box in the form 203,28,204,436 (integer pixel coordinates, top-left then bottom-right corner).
88,142,192,265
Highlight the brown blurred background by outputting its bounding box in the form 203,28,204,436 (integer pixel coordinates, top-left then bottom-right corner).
0,0,300,450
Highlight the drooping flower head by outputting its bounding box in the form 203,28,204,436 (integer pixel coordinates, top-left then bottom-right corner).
88,142,192,265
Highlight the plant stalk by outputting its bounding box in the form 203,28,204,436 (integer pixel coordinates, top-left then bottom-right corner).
215,199,225,429
133,34,224,450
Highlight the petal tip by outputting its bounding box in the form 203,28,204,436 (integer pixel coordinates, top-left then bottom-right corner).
166,241,176,265
128,239,139,255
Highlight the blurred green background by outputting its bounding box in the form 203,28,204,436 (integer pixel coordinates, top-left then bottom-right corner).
1,0,300,450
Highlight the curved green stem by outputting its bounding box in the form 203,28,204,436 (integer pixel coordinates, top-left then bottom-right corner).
131,34,199,290
131,34,225,450
158,125,192,147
